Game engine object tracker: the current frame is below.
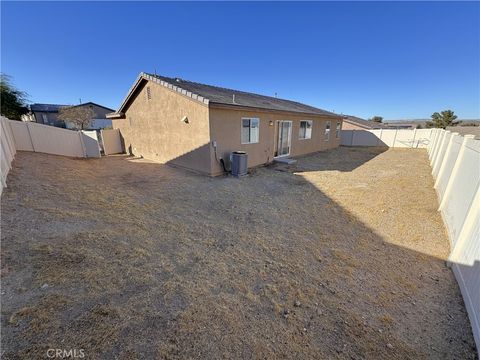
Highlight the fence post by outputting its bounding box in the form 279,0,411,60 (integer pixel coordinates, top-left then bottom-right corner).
7,121,16,156
434,132,459,193
430,130,435,152
412,128,417,148
2,119,16,157
427,129,433,150
25,122,36,152
439,135,475,211
100,129,106,155
429,129,438,160
433,129,442,158
392,129,398,148
1,130,13,170
428,129,437,157
431,130,446,167
432,131,451,177
78,131,87,157
447,183,480,265
351,130,356,146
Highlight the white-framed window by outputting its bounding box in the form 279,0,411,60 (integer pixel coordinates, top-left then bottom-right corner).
336,122,341,138
324,121,331,141
241,118,259,144
146,86,151,100
299,120,313,140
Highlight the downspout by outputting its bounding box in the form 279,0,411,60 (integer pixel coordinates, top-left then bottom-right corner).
272,120,277,160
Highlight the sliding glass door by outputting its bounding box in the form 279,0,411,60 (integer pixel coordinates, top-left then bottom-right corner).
276,120,292,157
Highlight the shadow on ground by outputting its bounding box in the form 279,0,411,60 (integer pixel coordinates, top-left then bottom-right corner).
0,147,477,359
272,146,388,173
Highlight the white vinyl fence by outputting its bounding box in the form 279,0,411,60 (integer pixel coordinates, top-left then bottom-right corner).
428,129,480,351
9,120,100,158
342,127,479,351
341,128,433,148
0,117,17,194
101,128,123,155
81,130,101,158
1,116,101,194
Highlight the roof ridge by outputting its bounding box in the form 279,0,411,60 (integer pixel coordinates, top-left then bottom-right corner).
31,103,68,106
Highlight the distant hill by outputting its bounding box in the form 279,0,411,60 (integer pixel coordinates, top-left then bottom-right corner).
383,119,480,128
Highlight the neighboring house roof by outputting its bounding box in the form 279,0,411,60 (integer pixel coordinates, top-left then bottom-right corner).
69,102,115,112
30,103,67,112
343,115,388,129
108,72,342,119
30,102,114,113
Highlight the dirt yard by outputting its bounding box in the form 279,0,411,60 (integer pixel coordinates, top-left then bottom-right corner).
1,147,477,359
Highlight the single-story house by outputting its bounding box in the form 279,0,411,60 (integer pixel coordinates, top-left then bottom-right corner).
107,72,344,176
342,115,389,130
29,102,114,130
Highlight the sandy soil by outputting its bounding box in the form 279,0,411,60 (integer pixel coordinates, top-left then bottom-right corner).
1,147,477,359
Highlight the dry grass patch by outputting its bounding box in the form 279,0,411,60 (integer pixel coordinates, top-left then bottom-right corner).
1,149,477,359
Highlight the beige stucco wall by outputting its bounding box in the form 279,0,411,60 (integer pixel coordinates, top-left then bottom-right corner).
112,80,211,174
209,107,342,175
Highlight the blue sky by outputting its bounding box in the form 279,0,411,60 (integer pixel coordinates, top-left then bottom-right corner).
2,1,479,119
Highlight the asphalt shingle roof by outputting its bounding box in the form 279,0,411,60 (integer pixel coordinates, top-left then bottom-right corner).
30,102,114,113
148,74,340,117
30,104,67,112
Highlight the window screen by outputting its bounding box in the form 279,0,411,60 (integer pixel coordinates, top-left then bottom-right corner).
299,120,313,139
241,118,259,144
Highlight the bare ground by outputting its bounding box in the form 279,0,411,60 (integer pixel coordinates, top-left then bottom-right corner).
1,147,477,359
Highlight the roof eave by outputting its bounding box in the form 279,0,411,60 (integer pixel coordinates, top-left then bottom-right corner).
106,112,125,119
209,102,343,119
114,72,342,120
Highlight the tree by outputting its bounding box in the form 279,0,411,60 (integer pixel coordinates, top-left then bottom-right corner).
426,110,459,129
370,116,383,123
0,73,29,120
57,105,95,130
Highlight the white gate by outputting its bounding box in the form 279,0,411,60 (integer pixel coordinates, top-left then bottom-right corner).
101,129,123,155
